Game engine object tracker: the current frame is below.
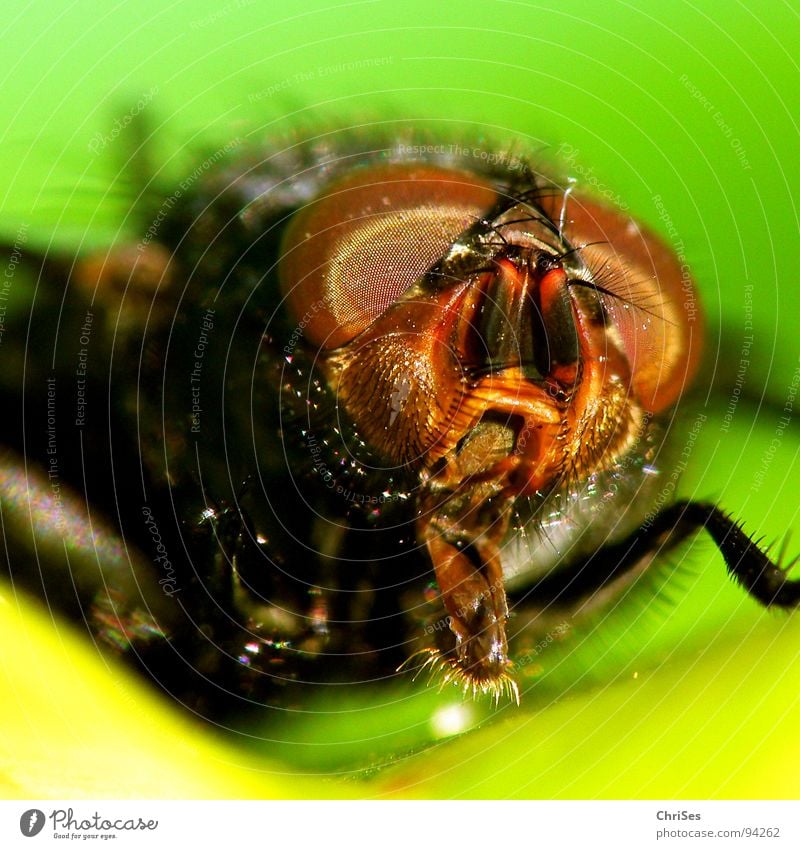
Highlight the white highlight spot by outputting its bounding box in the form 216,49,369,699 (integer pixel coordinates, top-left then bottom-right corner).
430,702,474,739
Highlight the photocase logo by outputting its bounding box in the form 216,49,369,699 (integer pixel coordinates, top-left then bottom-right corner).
389,373,412,425
19,809,45,837
15,806,159,838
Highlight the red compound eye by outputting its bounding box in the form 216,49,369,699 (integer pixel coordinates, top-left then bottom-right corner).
539,192,703,413
279,162,498,349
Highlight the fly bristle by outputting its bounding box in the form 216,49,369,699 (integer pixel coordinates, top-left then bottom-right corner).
399,648,520,706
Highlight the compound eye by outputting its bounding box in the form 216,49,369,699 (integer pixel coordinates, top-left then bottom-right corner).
279,163,498,349
542,193,703,413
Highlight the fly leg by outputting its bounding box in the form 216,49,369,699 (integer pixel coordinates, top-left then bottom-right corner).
529,500,800,608
676,502,800,606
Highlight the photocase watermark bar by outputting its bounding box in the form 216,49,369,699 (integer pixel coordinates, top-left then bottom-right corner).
1,800,796,847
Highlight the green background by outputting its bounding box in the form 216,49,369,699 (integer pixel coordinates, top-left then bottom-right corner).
1,0,800,798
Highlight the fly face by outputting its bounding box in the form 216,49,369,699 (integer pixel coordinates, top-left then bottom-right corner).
5,135,799,713
276,156,703,700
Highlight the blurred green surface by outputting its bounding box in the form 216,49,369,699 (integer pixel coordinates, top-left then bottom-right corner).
1,0,799,799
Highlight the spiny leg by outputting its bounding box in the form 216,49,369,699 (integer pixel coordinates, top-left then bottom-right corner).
529,500,800,608
675,501,800,607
